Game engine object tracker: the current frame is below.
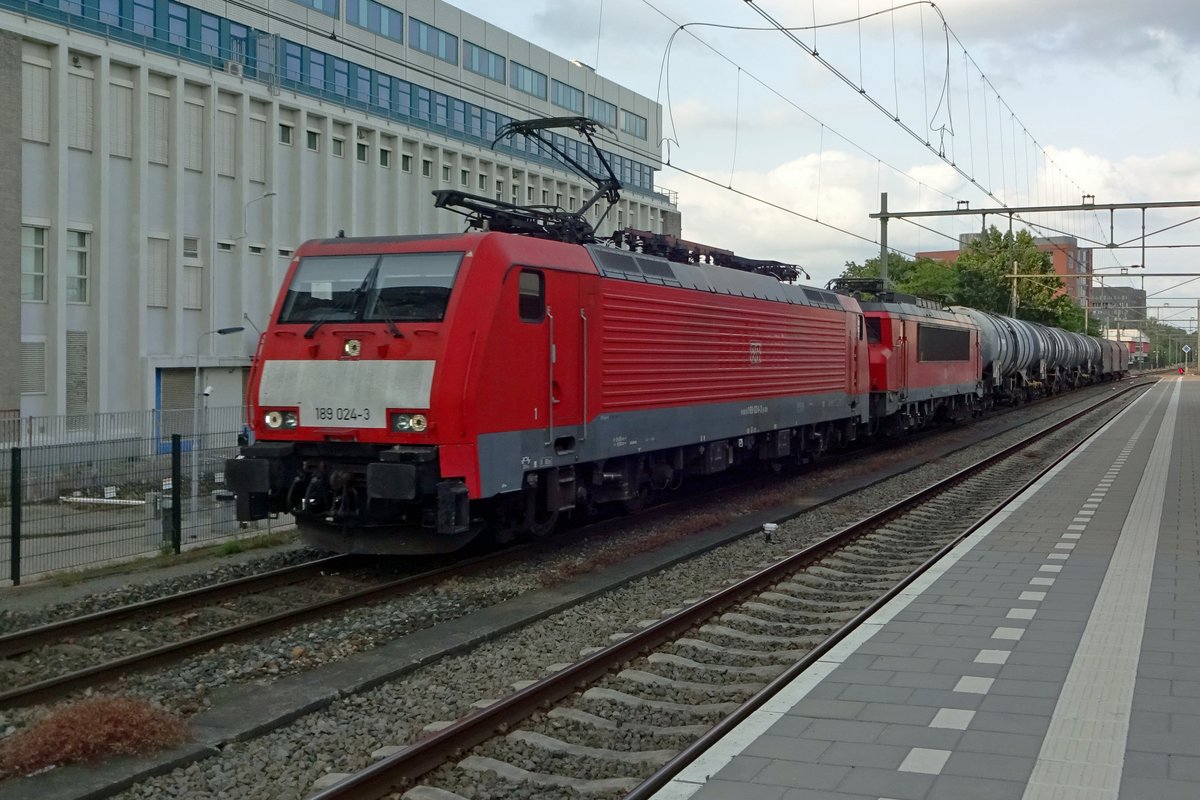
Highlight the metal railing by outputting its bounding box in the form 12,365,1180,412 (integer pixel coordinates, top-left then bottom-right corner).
1,407,287,586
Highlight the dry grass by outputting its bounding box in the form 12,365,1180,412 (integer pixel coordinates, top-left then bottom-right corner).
0,696,189,780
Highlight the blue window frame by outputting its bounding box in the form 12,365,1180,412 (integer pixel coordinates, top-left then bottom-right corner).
332,57,349,95
200,12,220,56
61,0,82,15
434,94,448,126
354,66,371,103
347,0,402,43
510,62,547,99
590,96,617,127
308,51,326,90
551,80,583,114
98,0,120,25
415,86,432,122
284,41,302,81
409,18,457,64
375,73,392,110
464,41,504,82
167,1,187,46
228,22,249,62
132,0,154,36
397,80,412,115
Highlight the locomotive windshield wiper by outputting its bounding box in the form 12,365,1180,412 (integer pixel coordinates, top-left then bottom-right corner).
372,297,404,338
304,261,380,339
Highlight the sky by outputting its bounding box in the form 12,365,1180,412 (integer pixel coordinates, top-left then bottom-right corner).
450,0,1200,325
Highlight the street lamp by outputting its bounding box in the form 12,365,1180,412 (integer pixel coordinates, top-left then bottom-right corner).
240,191,277,239
192,326,245,516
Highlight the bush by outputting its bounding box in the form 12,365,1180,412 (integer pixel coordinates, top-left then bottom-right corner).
0,696,189,779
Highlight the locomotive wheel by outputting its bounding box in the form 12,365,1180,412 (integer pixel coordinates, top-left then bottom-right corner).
621,484,653,515
528,507,559,538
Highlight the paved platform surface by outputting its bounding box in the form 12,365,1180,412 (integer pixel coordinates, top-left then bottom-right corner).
655,375,1196,800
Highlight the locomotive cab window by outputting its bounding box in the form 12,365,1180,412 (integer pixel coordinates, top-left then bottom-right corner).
518,270,544,322
278,251,463,324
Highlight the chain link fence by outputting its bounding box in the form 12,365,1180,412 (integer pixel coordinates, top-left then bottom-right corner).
1,407,289,585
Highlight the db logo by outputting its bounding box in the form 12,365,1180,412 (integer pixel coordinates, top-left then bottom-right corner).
749,342,763,365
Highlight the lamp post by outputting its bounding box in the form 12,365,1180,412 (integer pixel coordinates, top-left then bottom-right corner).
240,191,277,239
192,326,245,516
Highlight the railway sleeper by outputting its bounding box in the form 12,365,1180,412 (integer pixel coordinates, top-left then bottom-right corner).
507,729,676,766
546,706,710,738
456,755,639,795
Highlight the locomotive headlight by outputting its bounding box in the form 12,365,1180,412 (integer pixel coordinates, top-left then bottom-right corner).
265,410,283,429
283,411,299,429
390,412,428,433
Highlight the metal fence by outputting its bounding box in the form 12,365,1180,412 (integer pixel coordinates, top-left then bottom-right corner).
1,407,289,585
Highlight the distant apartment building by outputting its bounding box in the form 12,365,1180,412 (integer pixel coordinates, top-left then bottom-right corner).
1090,287,1147,328
917,234,1092,306
3,0,679,420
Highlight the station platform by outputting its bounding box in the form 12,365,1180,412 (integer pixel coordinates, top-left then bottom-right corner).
653,375,1196,800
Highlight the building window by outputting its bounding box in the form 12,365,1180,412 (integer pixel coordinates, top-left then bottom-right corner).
464,41,504,82
167,1,188,46
291,0,338,18
421,158,432,177
356,142,368,162
183,235,200,259
409,18,457,64
132,0,154,34
217,241,234,252
200,13,220,56
332,137,344,157
551,80,584,114
279,123,293,146
510,62,547,99
307,130,319,151
590,96,617,127
441,164,451,182
401,153,412,172
621,110,648,139
479,174,487,191
21,226,46,302
379,148,391,168
248,244,265,255
460,169,469,187
347,0,402,43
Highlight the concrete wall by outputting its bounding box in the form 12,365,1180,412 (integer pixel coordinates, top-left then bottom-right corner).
0,31,19,418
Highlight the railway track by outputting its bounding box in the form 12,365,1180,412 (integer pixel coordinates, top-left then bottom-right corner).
0,553,497,710
306,380,1151,800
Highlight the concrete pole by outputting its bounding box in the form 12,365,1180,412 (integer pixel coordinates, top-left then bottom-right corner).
879,192,889,287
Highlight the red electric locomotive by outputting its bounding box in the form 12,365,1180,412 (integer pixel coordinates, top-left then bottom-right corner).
832,279,982,433
227,118,870,554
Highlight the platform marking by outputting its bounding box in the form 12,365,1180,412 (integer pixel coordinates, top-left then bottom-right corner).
898,747,951,774
954,676,994,694
1054,543,1075,550
992,627,1025,640
1007,608,1037,620
1023,379,1180,800
930,708,975,729
1020,591,1047,601
975,649,1010,664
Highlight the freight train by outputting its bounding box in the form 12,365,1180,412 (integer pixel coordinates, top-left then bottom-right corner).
225,118,1128,555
